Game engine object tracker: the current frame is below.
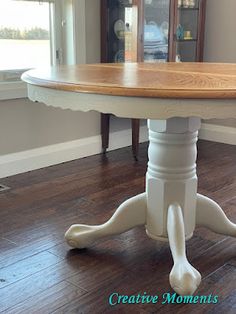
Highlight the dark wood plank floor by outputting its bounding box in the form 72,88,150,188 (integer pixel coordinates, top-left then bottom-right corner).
0,140,235,314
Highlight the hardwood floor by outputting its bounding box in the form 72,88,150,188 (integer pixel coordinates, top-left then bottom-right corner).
0,140,235,314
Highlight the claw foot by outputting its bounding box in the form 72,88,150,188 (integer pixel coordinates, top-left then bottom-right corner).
167,203,202,295
170,260,201,295
65,224,100,249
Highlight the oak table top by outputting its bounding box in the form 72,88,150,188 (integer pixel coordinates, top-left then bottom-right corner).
22,62,236,98
22,62,236,120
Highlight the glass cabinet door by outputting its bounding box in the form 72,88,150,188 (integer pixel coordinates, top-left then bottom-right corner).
175,0,200,62
106,0,138,63
143,0,170,63
102,0,205,64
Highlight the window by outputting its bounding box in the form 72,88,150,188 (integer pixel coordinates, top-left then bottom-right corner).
0,0,79,100
0,0,78,100
0,0,54,83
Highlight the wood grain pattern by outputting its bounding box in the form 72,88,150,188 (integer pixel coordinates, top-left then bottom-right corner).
22,63,236,99
0,141,235,313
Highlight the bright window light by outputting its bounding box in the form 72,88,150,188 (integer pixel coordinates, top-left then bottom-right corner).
0,0,51,80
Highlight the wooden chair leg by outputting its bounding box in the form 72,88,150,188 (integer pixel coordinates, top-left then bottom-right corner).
101,113,110,154
132,118,140,161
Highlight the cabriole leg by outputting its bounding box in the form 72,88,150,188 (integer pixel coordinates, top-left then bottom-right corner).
167,203,201,295
196,194,236,237
65,192,147,249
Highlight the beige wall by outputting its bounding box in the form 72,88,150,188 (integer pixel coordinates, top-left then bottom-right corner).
85,0,101,63
0,99,100,155
204,0,236,128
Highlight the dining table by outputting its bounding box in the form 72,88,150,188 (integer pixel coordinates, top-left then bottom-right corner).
22,62,236,296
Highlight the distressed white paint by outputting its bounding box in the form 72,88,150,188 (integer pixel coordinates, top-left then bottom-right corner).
146,118,200,240
28,85,236,120
65,193,147,248
196,194,236,237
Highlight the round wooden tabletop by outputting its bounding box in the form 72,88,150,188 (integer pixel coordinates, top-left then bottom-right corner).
22,62,236,99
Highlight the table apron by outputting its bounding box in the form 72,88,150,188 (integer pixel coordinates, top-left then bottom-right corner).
27,85,236,120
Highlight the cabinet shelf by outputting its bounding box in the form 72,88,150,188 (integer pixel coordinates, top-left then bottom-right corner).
176,39,197,42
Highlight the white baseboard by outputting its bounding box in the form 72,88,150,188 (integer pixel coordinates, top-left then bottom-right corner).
0,123,234,179
199,123,236,145
0,126,148,178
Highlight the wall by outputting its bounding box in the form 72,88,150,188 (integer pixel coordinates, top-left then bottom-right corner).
203,0,236,128
0,99,100,155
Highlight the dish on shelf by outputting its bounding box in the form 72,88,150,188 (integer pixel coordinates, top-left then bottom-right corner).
114,19,125,40
160,21,169,38
148,21,157,26
144,23,165,43
118,0,133,5
114,50,124,63
176,24,184,40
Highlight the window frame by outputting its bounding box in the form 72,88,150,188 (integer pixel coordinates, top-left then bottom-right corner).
0,0,61,100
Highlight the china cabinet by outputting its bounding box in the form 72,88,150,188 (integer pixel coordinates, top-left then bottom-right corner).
101,0,206,158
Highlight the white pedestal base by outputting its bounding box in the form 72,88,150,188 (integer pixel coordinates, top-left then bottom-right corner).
65,118,236,296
